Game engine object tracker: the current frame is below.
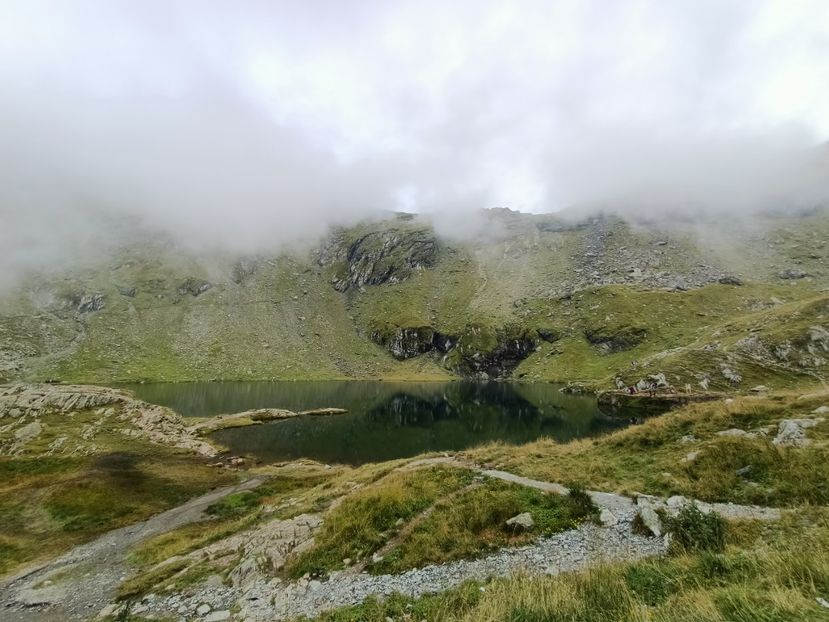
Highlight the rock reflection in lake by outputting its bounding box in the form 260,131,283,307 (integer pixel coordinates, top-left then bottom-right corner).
125,381,623,465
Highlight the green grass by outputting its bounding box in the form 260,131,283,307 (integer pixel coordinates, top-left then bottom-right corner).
516,284,826,387
668,504,728,554
372,479,597,574
0,412,236,576
284,466,476,578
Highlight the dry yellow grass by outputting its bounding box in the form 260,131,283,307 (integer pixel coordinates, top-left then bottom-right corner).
463,391,829,505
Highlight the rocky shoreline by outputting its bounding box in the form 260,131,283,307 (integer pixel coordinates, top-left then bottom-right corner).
0,384,348,459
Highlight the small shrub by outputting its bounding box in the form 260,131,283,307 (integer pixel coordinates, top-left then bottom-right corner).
624,563,678,606
205,490,260,519
631,512,652,537
566,482,597,517
669,504,727,553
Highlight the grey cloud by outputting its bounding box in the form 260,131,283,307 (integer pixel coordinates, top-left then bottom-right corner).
1,0,828,292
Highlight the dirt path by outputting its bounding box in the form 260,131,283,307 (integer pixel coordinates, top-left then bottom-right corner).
0,478,263,621
0,455,785,622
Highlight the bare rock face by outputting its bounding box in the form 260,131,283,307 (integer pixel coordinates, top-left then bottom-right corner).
231,258,257,284
777,268,810,280
77,293,106,313
14,420,42,442
370,326,445,360
320,225,438,291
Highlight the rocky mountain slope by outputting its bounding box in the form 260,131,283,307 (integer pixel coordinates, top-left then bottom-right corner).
1,207,827,390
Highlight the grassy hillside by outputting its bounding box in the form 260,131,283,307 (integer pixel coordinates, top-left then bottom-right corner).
0,208,827,388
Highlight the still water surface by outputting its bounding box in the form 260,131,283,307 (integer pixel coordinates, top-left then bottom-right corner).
125,381,621,465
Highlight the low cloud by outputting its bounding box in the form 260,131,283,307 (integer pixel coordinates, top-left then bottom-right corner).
1,0,828,290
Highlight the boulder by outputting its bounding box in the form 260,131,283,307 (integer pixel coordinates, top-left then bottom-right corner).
720,365,742,385
637,506,663,537
813,406,829,415
204,612,231,622
681,450,700,463
773,418,824,447
178,277,212,297
777,269,809,280
716,428,751,438
15,585,65,607
505,512,535,531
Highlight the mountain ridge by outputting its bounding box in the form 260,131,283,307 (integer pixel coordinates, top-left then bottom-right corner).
1,208,827,390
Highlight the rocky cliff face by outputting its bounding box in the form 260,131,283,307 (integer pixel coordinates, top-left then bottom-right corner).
370,326,450,360
368,322,541,378
446,325,539,378
320,224,438,291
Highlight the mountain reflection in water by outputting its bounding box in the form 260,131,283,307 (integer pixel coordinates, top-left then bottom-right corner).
126,381,623,465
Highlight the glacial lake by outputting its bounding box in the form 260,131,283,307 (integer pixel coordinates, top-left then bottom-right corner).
125,381,622,465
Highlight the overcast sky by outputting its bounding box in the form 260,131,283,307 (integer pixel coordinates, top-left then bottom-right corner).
1,0,829,276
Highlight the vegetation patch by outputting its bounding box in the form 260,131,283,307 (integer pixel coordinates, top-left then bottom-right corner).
372,479,597,574
0,443,233,576
127,468,336,570
284,466,475,578
668,504,727,554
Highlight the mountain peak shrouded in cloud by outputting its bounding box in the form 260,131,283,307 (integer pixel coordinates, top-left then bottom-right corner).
1,0,829,288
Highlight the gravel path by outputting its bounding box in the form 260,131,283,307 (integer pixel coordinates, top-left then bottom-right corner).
0,458,784,622
256,506,667,621
0,478,263,622
130,501,668,621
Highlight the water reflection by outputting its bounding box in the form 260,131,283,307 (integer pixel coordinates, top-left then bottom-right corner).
125,381,622,465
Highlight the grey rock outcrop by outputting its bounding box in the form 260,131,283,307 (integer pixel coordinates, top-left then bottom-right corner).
77,293,105,313
178,277,212,297
321,225,438,291
370,327,449,360
777,268,809,280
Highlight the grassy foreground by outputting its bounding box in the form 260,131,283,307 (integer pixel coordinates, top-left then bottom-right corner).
280,389,829,621
4,384,829,621
300,509,829,621
0,404,237,577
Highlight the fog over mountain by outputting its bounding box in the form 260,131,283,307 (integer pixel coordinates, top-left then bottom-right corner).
2,0,829,290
